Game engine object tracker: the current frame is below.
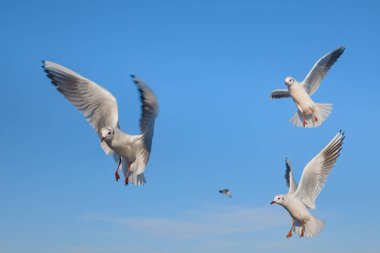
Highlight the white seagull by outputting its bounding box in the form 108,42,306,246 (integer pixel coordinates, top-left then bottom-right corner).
271,47,345,128
270,131,345,238
43,61,159,186
219,188,232,198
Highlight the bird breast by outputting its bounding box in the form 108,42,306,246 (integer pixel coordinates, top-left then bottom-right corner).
107,134,138,162
283,197,312,222
289,84,314,113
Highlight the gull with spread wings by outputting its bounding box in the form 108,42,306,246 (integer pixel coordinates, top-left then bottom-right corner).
270,131,345,238
271,47,345,128
43,61,159,186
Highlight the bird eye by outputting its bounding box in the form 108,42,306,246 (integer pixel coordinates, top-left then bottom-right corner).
108,131,111,135
277,197,280,200
282,197,284,200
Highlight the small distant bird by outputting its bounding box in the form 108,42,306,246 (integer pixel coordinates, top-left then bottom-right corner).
43,61,159,186
219,189,232,198
271,131,345,238
271,47,345,128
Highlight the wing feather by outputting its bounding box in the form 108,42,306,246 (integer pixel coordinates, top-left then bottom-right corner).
293,131,345,209
271,89,290,99
285,158,298,194
130,75,159,167
303,47,345,96
43,61,119,154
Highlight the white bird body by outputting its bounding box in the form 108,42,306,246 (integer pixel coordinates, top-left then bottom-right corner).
271,132,345,238
43,61,159,186
105,129,139,162
219,189,232,198
103,129,148,183
288,81,315,115
271,47,345,128
281,194,312,222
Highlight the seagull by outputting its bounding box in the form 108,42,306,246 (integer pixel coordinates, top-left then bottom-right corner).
271,47,345,128
270,131,345,238
219,189,232,198
42,61,159,186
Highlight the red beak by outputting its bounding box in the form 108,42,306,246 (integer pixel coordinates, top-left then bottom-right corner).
270,200,276,205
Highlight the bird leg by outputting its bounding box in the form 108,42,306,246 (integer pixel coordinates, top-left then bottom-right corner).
302,112,307,127
124,162,131,186
300,219,306,238
114,158,122,181
311,108,319,122
286,219,295,238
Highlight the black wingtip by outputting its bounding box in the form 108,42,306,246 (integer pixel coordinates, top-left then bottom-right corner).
338,130,346,142
337,46,346,54
130,74,136,79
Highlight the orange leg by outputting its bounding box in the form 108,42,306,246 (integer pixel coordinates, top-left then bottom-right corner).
311,108,319,122
114,158,121,181
286,219,295,238
300,219,306,238
302,112,307,127
124,162,131,185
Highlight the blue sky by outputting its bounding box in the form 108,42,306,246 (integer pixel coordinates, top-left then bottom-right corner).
1,0,379,252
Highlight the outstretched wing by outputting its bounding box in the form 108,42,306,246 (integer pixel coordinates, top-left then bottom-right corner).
303,47,345,96
43,61,119,154
271,89,290,99
284,158,298,194
294,131,345,209
131,75,159,165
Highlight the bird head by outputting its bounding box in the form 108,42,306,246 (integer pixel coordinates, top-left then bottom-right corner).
270,194,286,205
284,76,295,86
100,127,114,142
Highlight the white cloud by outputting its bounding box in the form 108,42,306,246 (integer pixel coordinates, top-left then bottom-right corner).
84,205,288,240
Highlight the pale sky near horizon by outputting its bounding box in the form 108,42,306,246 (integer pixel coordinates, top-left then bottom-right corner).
1,0,379,252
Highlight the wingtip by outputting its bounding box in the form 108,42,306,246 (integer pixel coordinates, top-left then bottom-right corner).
285,157,292,166
130,74,136,79
337,46,346,54
337,129,345,141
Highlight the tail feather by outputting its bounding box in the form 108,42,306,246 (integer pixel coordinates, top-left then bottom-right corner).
120,159,146,186
294,215,325,238
290,103,332,128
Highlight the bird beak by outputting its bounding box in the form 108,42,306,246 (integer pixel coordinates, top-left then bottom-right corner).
270,201,276,205
101,137,106,142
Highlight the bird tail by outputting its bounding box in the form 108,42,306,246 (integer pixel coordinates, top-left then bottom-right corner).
120,159,146,186
294,215,325,238
290,103,332,128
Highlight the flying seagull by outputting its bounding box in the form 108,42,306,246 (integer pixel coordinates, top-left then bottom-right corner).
42,61,159,186
271,47,345,128
271,131,345,238
219,189,232,198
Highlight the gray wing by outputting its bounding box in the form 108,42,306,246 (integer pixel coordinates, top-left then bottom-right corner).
285,158,298,194
294,131,345,209
303,47,345,96
131,75,159,163
271,89,290,99
43,61,119,154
